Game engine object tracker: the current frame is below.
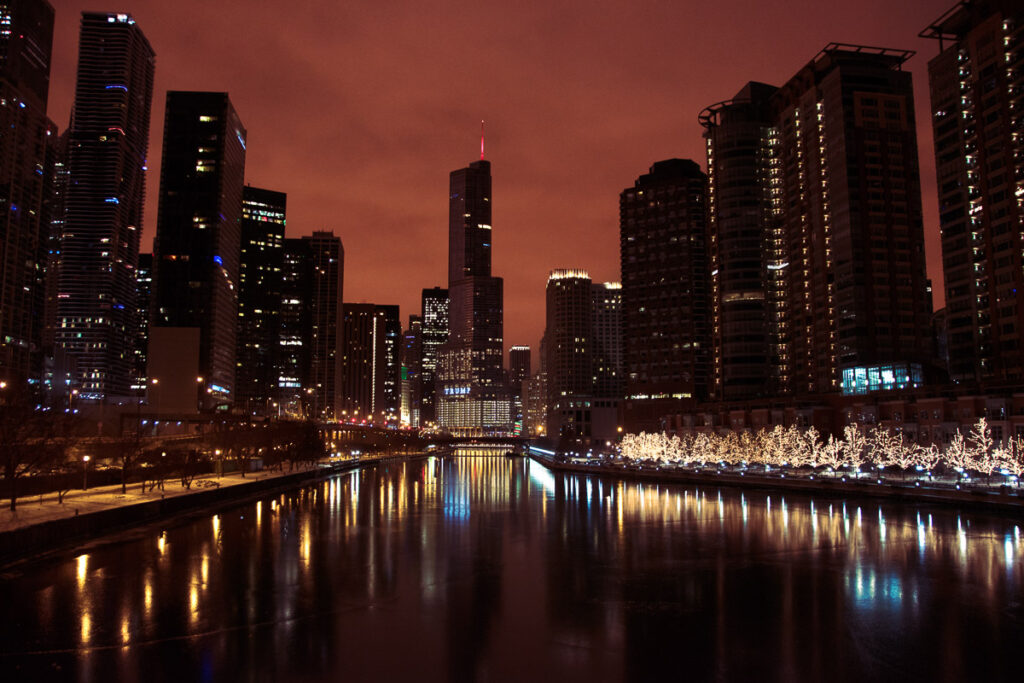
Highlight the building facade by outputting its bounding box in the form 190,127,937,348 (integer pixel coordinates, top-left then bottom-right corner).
619,159,710,432
342,303,386,422
771,45,934,396
700,81,780,401
57,12,154,401
436,158,510,433
0,0,54,391
151,91,246,410
304,232,344,419
420,286,448,425
236,186,286,414
401,315,422,427
922,1,1024,386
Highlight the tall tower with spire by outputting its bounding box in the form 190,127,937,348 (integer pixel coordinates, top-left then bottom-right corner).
436,137,510,434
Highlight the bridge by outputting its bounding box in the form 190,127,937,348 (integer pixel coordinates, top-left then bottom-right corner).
318,422,523,454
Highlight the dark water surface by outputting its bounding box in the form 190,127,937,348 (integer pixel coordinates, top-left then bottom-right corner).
1,454,1023,682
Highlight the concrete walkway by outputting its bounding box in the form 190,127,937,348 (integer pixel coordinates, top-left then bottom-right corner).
0,468,316,534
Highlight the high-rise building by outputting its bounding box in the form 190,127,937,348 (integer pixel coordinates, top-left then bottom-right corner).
277,238,312,416
420,286,448,424
922,1,1024,385
700,45,936,401
57,12,154,401
543,270,621,444
237,186,286,413
131,252,152,392
509,346,531,388
437,156,510,433
377,303,401,424
0,0,54,391
42,129,67,365
591,282,623,399
401,315,422,427
304,231,344,419
545,270,594,440
619,159,710,432
151,91,246,411
272,232,344,418
700,82,779,400
508,345,531,436
773,45,933,397
342,303,386,422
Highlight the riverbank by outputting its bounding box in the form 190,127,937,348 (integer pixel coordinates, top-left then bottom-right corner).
0,452,419,568
528,452,1024,514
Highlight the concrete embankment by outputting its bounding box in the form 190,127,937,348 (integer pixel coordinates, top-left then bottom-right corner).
530,455,1024,515
0,454,416,568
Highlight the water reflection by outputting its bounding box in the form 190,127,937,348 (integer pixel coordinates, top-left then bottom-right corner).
0,453,1022,681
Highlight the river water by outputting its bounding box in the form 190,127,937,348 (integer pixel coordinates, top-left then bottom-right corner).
1,454,1022,682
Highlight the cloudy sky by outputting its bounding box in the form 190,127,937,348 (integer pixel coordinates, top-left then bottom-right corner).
48,0,953,363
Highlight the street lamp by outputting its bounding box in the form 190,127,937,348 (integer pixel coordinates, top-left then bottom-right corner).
82,455,91,490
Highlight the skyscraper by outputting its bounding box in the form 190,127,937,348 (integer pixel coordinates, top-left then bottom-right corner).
437,156,510,433
772,45,933,396
151,91,246,410
58,12,154,401
420,286,448,424
700,82,779,400
342,303,385,422
544,270,621,444
131,252,151,392
401,315,423,427
237,186,286,413
619,159,709,432
277,238,312,416
591,281,623,400
0,0,54,390
922,1,1024,385
545,270,594,440
701,45,935,400
508,345,531,436
304,231,344,419
377,303,401,423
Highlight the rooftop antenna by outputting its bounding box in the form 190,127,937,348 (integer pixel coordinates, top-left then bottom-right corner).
480,119,485,160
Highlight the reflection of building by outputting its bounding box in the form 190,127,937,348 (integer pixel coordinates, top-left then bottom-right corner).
436,157,510,433
237,186,286,414
922,1,1024,385
57,12,154,401
0,0,54,390
619,159,709,432
420,287,448,424
152,91,246,411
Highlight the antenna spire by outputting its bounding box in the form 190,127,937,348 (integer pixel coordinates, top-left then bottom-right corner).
480,120,485,160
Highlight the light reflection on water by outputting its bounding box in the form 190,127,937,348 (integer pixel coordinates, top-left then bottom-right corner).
1,452,1022,682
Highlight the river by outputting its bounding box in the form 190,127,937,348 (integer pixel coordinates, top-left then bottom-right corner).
1,453,1022,681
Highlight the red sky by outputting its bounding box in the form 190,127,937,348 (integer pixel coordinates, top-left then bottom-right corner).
48,0,953,366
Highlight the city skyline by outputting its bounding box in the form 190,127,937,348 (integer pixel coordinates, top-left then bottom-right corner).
44,0,952,362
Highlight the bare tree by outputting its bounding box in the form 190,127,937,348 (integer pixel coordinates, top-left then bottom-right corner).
0,388,82,511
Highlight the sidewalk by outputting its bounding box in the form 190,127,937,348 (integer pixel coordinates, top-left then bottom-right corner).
0,467,316,534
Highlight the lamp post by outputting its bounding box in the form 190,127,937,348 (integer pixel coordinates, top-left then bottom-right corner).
82,455,91,490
